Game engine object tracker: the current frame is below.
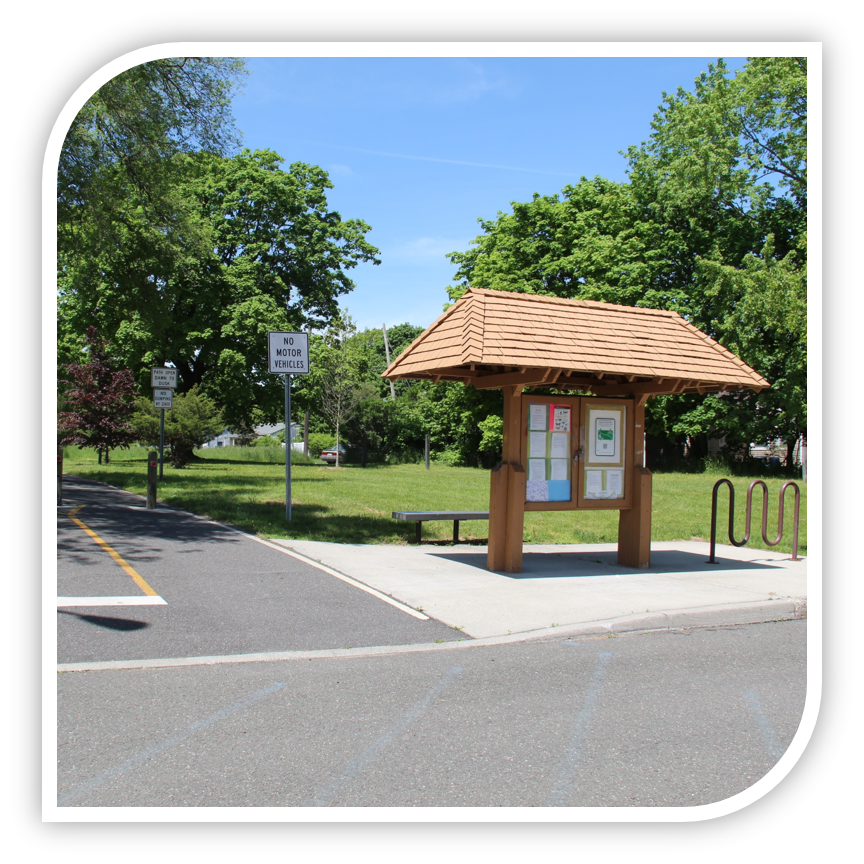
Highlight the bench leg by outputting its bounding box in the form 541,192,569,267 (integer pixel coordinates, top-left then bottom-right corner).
453,519,460,544
415,521,422,544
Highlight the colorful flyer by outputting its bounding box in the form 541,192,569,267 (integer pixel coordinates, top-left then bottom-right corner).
526,479,549,502
552,405,571,432
594,417,616,456
529,404,547,431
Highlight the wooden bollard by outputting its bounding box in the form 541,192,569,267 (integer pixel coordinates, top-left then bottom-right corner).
147,451,158,510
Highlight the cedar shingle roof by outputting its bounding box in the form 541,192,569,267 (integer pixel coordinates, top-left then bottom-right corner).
383,287,768,396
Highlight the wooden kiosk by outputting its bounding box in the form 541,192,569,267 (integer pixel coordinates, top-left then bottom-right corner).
383,288,768,573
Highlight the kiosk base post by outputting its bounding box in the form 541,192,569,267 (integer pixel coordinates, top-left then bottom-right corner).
617,467,652,567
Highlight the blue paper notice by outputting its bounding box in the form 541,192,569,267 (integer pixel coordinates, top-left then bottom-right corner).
547,480,570,502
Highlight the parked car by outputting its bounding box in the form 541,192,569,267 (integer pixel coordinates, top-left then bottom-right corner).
320,445,347,464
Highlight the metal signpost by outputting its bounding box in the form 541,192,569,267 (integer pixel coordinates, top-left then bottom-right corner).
151,368,178,479
267,332,310,520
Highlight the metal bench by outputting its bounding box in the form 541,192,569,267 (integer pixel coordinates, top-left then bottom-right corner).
392,510,490,544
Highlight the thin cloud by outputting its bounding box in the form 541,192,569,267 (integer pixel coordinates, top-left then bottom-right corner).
320,143,575,177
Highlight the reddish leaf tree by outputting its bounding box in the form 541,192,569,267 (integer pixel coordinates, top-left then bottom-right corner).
58,327,139,464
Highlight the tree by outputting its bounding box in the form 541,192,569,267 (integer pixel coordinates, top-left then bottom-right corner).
315,315,364,467
132,385,223,468
58,326,139,463
59,148,380,430
444,57,806,465
59,57,247,261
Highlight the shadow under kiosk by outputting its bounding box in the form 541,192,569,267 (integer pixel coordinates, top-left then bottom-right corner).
383,287,769,573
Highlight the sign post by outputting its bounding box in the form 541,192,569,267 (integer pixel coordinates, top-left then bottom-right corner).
267,332,310,520
151,368,178,480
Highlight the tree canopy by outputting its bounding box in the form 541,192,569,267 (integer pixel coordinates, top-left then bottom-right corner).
444,57,807,463
59,92,380,429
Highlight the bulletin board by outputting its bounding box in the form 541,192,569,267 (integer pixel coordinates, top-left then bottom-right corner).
520,394,634,512
576,399,633,510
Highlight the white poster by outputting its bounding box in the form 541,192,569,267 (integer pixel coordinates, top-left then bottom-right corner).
550,432,568,459
606,469,623,496
529,432,548,458
585,470,604,497
528,459,547,482
529,404,547,431
550,459,568,481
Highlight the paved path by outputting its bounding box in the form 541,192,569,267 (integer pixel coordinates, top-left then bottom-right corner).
57,477,464,665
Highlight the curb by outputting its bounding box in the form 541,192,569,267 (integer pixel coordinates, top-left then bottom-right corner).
57,597,806,674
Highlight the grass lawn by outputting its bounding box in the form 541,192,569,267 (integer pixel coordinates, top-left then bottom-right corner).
60,446,807,555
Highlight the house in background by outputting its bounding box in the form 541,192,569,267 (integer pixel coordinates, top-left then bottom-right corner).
201,423,301,448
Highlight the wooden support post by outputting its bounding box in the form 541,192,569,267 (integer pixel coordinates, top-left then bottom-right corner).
503,463,526,572
487,463,509,570
617,402,651,567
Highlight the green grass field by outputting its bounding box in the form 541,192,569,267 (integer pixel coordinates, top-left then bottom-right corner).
60,446,807,555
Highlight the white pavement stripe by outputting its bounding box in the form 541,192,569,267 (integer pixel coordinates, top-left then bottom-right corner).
240,532,430,620
57,596,167,607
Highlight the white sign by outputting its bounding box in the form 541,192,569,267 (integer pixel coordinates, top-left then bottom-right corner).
151,367,178,389
153,388,173,409
268,332,309,375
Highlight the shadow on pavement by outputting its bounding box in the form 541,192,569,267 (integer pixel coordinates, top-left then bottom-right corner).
428,548,783,578
58,610,150,631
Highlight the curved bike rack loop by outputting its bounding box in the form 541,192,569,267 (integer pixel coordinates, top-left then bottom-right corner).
708,478,801,563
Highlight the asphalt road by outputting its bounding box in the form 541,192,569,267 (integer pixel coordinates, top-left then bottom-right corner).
57,620,806,807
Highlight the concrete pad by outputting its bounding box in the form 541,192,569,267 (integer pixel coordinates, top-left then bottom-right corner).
272,539,806,639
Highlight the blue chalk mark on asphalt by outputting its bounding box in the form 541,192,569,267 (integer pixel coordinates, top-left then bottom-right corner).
58,681,287,806
743,689,784,759
309,666,464,807
549,650,612,806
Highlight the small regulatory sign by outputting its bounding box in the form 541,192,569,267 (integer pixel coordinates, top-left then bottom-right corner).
151,367,178,389
153,388,173,409
268,332,309,374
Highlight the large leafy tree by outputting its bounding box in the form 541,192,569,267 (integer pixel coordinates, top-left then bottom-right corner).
59,148,380,430
58,327,139,464
445,57,806,463
59,57,246,253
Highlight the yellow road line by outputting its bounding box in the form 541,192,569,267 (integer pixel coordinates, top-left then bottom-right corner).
64,508,159,597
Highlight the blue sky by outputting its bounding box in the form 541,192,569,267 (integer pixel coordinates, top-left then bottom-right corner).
230,56,746,333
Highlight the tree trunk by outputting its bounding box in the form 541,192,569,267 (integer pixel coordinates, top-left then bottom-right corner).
98,449,102,465
335,421,340,468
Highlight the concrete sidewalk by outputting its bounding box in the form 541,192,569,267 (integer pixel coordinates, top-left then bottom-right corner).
271,539,807,639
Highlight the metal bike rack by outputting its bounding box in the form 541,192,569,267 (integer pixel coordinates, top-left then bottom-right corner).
708,478,801,563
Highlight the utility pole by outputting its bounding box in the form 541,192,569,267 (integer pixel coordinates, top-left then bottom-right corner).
382,324,396,400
